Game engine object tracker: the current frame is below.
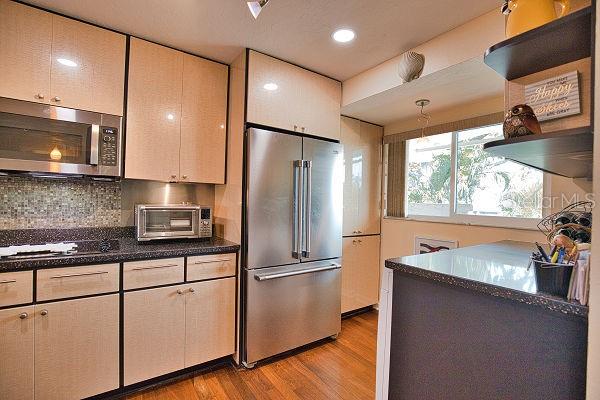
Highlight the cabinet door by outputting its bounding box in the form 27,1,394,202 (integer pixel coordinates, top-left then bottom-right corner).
0,0,51,104
180,54,228,184
0,306,34,400
352,235,380,308
50,15,125,115
184,277,235,367
358,121,382,235
34,295,119,400
341,117,362,236
341,238,357,313
124,284,186,385
247,50,341,140
342,236,380,313
125,38,183,182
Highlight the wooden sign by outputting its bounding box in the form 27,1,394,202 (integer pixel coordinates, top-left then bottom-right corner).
525,71,581,122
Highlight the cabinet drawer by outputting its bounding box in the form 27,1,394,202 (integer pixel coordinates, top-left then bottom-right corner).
186,254,236,282
123,258,184,290
36,264,119,301
0,271,33,307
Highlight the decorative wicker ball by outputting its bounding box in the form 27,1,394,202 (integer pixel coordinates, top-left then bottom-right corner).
503,104,542,139
398,51,425,83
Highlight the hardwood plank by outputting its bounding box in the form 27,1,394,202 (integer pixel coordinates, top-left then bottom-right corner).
126,311,377,400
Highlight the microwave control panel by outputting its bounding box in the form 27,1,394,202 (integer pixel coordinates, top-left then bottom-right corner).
100,127,119,166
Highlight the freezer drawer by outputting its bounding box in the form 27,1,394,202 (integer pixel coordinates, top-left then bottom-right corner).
245,259,342,364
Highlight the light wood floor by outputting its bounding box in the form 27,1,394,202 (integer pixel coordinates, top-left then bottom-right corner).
126,310,377,400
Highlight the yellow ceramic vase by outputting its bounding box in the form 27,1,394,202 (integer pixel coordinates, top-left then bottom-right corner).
506,0,570,38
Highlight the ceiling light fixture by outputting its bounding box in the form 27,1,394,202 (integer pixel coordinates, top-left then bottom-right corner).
332,29,355,43
57,58,77,67
263,82,278,91
415,99,431,137
247,0,270,19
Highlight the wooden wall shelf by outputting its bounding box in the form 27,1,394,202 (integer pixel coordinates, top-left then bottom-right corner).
484,7,592,80
483,127,594,179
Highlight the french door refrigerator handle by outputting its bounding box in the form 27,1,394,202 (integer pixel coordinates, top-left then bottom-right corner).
254,263,341,281
292,160,304,259
302,160,312,258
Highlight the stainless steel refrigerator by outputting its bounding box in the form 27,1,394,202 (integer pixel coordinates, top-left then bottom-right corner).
242,127,343,367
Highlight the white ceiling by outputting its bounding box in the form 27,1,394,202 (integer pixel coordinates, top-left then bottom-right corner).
341,58,505,125
24,0,499,81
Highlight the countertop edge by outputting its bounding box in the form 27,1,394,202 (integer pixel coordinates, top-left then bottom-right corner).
385,259,588,319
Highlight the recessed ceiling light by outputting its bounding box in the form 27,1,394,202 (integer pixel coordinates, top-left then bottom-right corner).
263,82,278,91
167,113,175,120
332,29,355,43
57,58,77,67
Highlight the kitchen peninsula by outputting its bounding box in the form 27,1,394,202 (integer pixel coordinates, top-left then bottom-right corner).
377,241,588,400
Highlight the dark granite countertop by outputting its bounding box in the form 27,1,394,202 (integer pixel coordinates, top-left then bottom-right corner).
0,227,239,272
385,240,588,318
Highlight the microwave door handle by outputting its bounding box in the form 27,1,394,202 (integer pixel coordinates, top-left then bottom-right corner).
292,160,303,259
89,124,100,165
303,160,312,258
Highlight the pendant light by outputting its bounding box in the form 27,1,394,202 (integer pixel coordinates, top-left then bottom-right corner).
247,0,270,19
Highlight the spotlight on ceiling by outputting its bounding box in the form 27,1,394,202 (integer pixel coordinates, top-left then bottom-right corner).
247,0,270,19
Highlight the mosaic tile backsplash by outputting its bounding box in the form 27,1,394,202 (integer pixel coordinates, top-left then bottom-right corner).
0,175,121,229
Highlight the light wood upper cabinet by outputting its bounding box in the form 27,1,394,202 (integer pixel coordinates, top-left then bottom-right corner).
341,236,380,313
34,295,119,400
0,305,34,400
0,0,52,104
126,38,228,183
0,1,125,114
185,277,235,367
126,38,183,182
50,15,126,115
180,54,228,184
124,284,186,385
341,116,383,236
247,50,341,141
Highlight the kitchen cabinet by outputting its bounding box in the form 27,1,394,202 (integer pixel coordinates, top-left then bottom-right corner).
124,277,235,384
184,277,236,366
247,50,341,141
180,53,228,184
341,116,383,236
34,294,119,400
341,235,380,313
0,305,34,400
0,0,125,115
126,38,228,183
0,0,52,105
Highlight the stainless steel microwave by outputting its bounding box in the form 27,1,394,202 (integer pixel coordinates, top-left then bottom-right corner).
135,204,213,241
0,97,122,177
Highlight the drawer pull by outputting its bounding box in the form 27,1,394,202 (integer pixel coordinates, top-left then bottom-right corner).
0,279,17,284
50,271,109,279
131,263,179,272
191,259,230,265
19,312,28,319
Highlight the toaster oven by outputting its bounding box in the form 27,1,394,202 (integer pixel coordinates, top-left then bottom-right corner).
135,204,212,241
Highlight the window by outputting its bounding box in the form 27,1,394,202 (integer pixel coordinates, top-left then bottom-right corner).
387,123,544,228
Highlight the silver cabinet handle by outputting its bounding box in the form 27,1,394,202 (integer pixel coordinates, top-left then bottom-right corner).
35,93,45,99
170,174,177,180
292,160,303,259
40,310,48,316
19,312,28,319
131,263,178,271
89,124,100,166
294,125,298,131
51,96,61,102
255,263,341,281
181,175,187,179
188,288,195,293
191,259,230,265
0,279,17,284
302,160,312,258
51,271,109,279
176,289,184,295
301,127,306,133
352,239,362,244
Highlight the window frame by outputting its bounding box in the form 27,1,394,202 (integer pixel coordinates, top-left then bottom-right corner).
393,126,550,230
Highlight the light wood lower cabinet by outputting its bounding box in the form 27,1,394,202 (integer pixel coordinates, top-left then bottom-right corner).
124,284,186,385
185,277,235,366
124,277,235,385
0,305,34,400
342,235,381,313
34,294,119,400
